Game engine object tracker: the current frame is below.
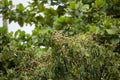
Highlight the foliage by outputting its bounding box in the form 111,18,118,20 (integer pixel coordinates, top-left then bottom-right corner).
0,0,120,79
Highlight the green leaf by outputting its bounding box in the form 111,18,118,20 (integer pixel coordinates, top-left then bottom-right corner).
9,0,13,5
110,39,119,44
95,0,106,8
69,2,76,10
4,0,9,6
20,31,25,38
37,4,44,12
14,29,21,38
81,4,90,12
18,19,24,27
0,26,7,34
16,3,25,12
106,29,116,34
104,19,111,28
58,16,65,23
89,25,96,33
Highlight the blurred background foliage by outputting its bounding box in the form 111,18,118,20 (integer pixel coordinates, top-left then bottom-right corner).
0,0,120,79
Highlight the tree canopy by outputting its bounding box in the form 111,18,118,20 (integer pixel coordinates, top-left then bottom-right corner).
0,0,120,79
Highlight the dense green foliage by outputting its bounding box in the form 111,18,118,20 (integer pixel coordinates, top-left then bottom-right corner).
0,0,120,79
